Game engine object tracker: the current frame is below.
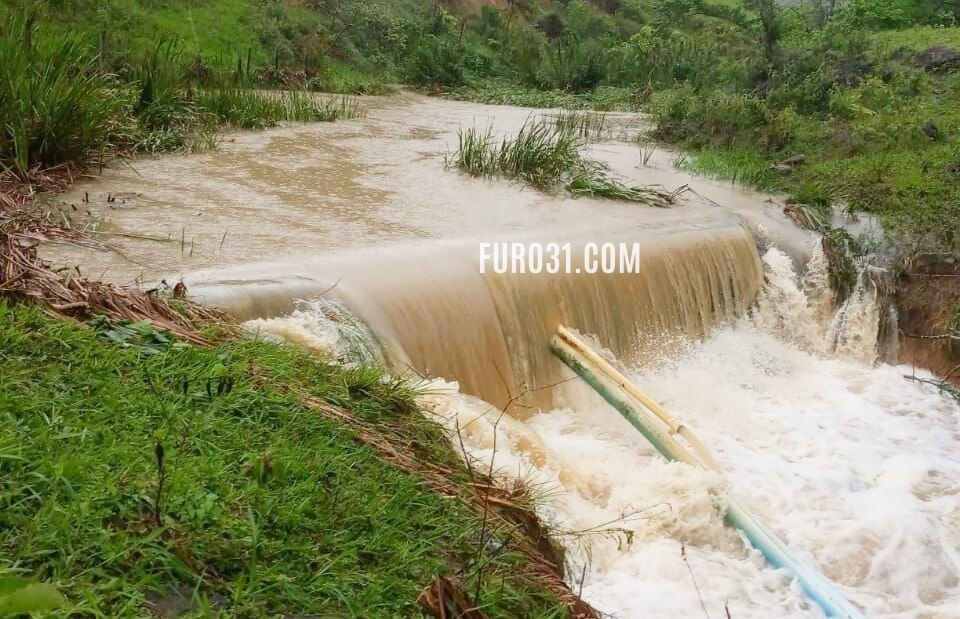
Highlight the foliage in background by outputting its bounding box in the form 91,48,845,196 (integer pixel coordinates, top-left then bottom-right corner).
6,0,960,262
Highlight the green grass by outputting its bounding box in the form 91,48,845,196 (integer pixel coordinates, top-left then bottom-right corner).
451,122,583,189
452,121,677,206
868,25,960,56
3,0,292,66
196,91,364,129
0,301,567,618
552,111,607,140
0,14,365,173
0,14,120,175
676,146,781,192
449,81,640,111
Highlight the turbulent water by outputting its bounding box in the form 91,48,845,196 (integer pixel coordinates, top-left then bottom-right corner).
247,247,960,618
44,94,960,618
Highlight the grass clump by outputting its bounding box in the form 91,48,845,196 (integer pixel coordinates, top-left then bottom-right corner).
496,122,584,188
195,90,363,129
452,120,679,207
552,111,607,140
0,300,571,618
0,14,120,176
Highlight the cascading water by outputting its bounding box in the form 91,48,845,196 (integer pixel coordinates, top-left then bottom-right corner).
245,298,383,365
248,243,960,619
204,223,764,413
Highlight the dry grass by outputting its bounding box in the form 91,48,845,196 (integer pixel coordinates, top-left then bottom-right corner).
0,170,224,346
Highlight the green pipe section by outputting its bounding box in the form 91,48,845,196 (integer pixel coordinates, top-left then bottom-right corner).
550,334,866,619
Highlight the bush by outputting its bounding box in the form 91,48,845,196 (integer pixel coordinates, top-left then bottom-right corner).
538,40,606,92
830,0,911,31
406,34,465,87
649,86,770,146
605,29,727,89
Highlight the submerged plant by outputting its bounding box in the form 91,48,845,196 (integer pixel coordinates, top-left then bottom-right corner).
552,111,607,140
451,119,680,207
194,90,362,129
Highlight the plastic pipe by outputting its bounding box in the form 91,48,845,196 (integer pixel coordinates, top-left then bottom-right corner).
550,330,866,619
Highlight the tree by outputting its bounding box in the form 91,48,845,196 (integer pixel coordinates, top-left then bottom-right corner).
751,0,781,66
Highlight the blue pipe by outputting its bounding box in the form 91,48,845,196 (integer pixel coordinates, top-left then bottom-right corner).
551,334,866,619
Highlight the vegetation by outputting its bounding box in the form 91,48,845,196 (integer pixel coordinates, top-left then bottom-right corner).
638,2,960,261
0,300,574,617
0,15,361,176
452,121,679,206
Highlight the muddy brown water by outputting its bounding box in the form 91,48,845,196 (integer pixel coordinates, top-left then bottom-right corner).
42,92,812,409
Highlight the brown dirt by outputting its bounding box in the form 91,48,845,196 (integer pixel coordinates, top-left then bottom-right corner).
895,254,960,387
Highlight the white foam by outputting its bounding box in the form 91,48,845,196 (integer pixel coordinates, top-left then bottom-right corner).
420,249,960,619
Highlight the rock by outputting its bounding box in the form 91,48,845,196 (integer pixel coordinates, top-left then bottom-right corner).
833,127,856,151
922,120,940,139
772,163,794,175
782,154,806,167
915,45,960,72
835,57,872,86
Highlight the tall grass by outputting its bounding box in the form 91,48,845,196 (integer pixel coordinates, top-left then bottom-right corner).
451,120,679,206
195,90,363,129
0,13,365,178
498,121,584,188
552,111,607,140
0,15,119,176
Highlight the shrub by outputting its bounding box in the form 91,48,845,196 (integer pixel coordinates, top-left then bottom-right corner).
649,86,770,146
830,0,911,31
406,34,465,87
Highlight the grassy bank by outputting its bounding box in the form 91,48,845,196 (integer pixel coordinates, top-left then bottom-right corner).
0,15,362,178
646,23,960,258
0,300,578,617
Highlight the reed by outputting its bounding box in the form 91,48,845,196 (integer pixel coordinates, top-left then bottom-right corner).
496,121,583,188
0,12,365,174
452,126,498,176
566,169,680,208
195,90,362,129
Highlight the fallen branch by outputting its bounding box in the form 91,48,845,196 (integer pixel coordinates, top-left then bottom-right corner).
418,575,489,619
